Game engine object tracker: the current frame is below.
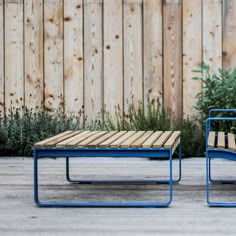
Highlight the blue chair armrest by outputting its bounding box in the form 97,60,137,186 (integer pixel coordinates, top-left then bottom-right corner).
208,109,236,118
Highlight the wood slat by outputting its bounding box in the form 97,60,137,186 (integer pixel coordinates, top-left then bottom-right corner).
131,131,154,147
143,0,163,107
103,0,123,117
183,0,202,118
84,0,103,123
77,131,108,147
163,0,182,119
228,133,236,151
44,0,63,111
0,0,4,115
142,131,163,148
223,0,236,70
208,131,216,148
88,131,118,147
64,0,84,116
153,131,173,148
203,0,222,74
120,131,146,148
56,131,90,147
45,131,81,147
217,131,225,149
171,137,180,154
24,0,43,110
110,131,136,148
5,2,24,110
164,131,181,148
99,131,128,147
66,131,99,147
124,0,143,113
34,131,73,147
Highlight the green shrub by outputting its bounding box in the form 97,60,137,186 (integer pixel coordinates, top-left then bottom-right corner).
0,101,205,157
0,108,99,156
103,100,204,157
193,62,236,132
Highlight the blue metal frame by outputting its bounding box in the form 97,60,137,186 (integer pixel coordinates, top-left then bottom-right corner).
34,144,181,207
206,109,236,206
65,143,181,184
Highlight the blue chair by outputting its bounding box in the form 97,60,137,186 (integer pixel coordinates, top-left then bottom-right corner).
206,109,236,206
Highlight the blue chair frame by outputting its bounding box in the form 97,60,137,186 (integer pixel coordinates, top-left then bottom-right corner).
34,143,181,207
206,109,236,206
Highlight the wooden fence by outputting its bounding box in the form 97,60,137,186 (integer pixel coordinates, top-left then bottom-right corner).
0,0,236,122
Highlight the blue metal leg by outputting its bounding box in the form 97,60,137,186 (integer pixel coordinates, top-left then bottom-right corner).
206,151,210,206
34,150,173,207
65,144,181,184
209,157,236,184
206,153,236,207
168,150,173,206
34,149,40,206
173,142,181,183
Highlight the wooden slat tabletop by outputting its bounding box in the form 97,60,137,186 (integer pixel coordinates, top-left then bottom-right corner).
164,131,181,148
34,130,182,149
208,131,215,148
153,131,172,148
110,131,136,148
77,131,108,147
56,131,91,147
120,131,145,148
99,131,127,147
43,131,81,147
87,131,118,147
131,131,153,147
208,132,236,151
142,131,163,148
66,131,98,147
34,131,72,147
217,132,225,149
228,133,236,151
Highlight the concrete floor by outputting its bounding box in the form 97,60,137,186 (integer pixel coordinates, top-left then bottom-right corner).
1,157,236,235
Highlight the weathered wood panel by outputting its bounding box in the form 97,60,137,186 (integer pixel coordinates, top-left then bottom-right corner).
5,0,24,111
64,0,84,117
103,0,123,116
44,0,64,111
223,0,236,70
183,0,202,118
0,0,4,115
124,0,143,114
163,0,182,119
1,0,236,120
24,0,43,110
84,0,103,123
143,0,163,107
203,0,222,73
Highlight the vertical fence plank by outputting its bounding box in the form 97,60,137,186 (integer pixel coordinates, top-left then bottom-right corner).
124,0,143,113
103,0,123,116
44,0,64,111
163,0,182,119
64,0,84,119
5,0,24,111
84,0,103,123
24,0,43,110
203,0,222,73
223,0,236,70
183,0,202,118
143,0,163,107
0,0,4,116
